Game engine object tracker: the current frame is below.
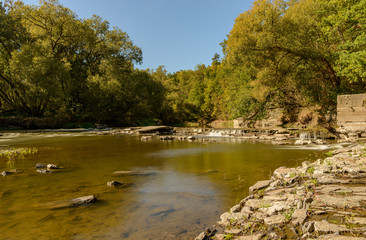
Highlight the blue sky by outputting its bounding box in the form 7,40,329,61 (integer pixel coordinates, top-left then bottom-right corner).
20,0,253,73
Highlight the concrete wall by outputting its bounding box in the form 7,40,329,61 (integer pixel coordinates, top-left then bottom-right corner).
337,94,366,131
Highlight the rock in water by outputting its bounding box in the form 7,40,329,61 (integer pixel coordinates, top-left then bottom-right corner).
37,169,51,174
45,195,97,209
47,164,59,169
107,181,125,187
1,169,23,176
35,163,47,168
1,171,11,176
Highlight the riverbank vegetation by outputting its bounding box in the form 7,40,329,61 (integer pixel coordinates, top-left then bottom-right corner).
1,0,365,128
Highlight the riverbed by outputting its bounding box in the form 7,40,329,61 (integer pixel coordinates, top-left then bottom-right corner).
0,132,332,239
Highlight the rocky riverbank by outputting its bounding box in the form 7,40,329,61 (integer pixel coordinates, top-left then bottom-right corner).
97,126,344,145
195,143,366,240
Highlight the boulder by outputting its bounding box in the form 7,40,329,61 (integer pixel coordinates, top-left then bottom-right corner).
45,195,97,209
47,164,59,169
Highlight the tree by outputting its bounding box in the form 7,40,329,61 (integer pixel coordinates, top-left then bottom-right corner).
0,0,143,124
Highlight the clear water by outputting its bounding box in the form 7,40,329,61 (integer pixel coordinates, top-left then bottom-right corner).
0,132,327,239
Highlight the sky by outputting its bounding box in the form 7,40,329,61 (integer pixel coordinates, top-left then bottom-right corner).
20,0,253,73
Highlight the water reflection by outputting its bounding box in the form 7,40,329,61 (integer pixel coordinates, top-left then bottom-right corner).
0,133,329,239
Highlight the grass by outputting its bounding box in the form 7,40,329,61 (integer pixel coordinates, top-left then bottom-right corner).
0,147,38,160
325,151,333,157
307,166,315,174
224,234,234,240
259,202,272,208
283,208,295,221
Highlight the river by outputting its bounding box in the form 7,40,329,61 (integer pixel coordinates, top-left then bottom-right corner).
0,132,332,239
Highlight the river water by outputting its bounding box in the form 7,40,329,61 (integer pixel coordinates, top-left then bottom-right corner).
0,132,331,239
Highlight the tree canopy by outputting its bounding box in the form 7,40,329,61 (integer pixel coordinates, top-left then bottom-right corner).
0,0,163,126
1,0,366,128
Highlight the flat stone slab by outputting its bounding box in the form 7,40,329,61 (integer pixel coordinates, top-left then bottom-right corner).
136,126,173,133
291,209,307,225
44,195,97,209
318,234,366,240
347,217,366,225
238,233,263,240
314,220,348,235
249,180,272,193
224,228,242,235
313,194,365,209
264,214,287,225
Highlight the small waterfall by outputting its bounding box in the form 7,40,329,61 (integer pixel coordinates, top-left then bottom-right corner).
299,132,312,139
208,130,222,137
299,132,318,140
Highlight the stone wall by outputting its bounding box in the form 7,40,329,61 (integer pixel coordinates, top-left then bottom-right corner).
337,93,366,131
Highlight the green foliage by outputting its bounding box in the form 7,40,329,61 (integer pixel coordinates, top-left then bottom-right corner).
283,208,295,221
224,234,234,240
325,151,333,157
1,0,366,127
0,0,161,126
307,166,315,174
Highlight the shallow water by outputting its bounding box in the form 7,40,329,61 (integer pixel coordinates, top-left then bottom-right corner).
0,133,330,239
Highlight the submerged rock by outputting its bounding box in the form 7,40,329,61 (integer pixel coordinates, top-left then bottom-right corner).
141,136,153,141
35,163,47,168
1,169,23,176
45,195,97,209
149,205,175,217
107,181,127,187
37,169,51,174
113,170,156,176
160,136,174,140
1,171,11,176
